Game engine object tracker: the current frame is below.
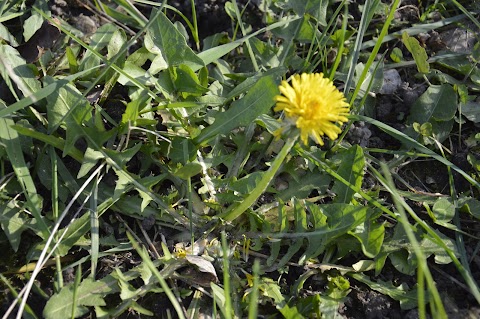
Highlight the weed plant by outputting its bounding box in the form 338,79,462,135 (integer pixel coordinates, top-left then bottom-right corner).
0,0,480,318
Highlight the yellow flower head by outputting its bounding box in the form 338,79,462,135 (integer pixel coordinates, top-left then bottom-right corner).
275,73,350,145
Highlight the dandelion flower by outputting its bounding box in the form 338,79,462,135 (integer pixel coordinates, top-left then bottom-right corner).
275,73,350,145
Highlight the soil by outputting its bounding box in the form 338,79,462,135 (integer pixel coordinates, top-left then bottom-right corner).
1,0,480,318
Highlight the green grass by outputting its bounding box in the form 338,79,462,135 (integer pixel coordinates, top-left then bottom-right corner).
1,0,480,318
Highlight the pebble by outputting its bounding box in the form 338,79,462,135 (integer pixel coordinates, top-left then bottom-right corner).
380,69,402,95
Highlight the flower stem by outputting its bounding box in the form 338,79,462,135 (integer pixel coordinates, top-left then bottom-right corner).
221,134,298,222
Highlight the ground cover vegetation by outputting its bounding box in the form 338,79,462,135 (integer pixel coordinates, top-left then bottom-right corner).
0,0,480,318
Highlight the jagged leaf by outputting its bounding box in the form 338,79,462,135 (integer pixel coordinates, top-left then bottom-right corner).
43,277,117,319
194,75,278,145
287,0,328,25
43,77,94,156
146,9,204,70
77,148,104,178
349,219,385,258
302,203,369,260
278,172,331,201
115,268,141,300
0,201,28,252
80,23,119,72
351,273,419,310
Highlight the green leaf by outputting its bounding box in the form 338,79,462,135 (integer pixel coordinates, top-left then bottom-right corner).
80,24,119,73
0,66,101,118
168,137,197,165
43,78,94,156
461,101,480,123
66,47,80,73
420,229,457,265
43,277,115,319
350,219,385,258
408,84,457,123
210,283,228,318
230,172,265,195
77,148,104,179
104,143,142,168
170,64,208,96
287,0,328,25
0,201,28,252
23,13,44,42
413,122,432,137
277,172,331,201
99,1,140,28
111,0,148,27
432,198,455,223
350,273,419,310
146,9,204,70
254,276,305,318
101,28,127,101
174,162,203,180
194,75,278,145
267,202,289,267
197,18,299,69
390,47,403,62
118,61,157,86
406,84,457,143
0,23,19,46
384,226,418,275
255,114,283,135
402,31,430,73
300,203,369,260
276,199,308,267
107,28,128,59
0,118,49,238
11,124,84,162
225,67,286,100
459,197,480,219
129,301,154,316
331,145,365,204
0,45,42,97
250,37,281,67
121,94,150,125
272,16,315,43
115,268,141,300
43,257,180,319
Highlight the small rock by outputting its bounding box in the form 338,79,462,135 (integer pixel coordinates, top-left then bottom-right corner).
441,27,477,54
71,14,98,35
380,69,402,95
348,122,372,147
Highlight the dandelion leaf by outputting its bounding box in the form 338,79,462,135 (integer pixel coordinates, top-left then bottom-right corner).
331,145,365,204
43,276,118,319
351,273,419,310
0,202,28,252
301,203,368,261
146,9,204,70
194,75,278,145
349,219,385,258
0,45,41,97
